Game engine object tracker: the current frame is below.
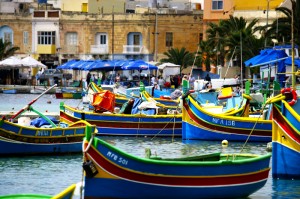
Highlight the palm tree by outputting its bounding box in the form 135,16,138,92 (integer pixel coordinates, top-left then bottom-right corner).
197,40,214,72
0,38,20,60
206,21,227,67
160,47,197,73
258,0,300,46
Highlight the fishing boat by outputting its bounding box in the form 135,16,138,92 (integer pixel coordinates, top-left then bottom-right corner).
182,92,272,142
60,101,182,137
0,84,97,156
88,82,179,108
55,88,83,99
0,183,76,199
82,130,271,199
267,87,300,179
2,88,17,94
0,117,97,156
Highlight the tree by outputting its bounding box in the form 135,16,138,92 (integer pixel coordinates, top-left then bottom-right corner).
206,21,227,67
257,0,300,46
197,40,214,72
0,38,20,60
160,47,197,73
205,16,264,73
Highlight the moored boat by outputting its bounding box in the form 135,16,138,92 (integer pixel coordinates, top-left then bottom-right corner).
2,88,17,94
55,92,82,99
267,88,300,179
0,116,97,156
82,130,271,199
0,183,76,199
0,84,97,156
55,88,83,99
60,102,182,137
182,92,272,142
88,82,179,108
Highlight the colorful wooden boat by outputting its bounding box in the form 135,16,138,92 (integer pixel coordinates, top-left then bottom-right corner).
60,102,182,137
0,85,97,156
55,92,82,99
55,88,83,99
2,88,17,94
82,130,271,199
0,117,97,156
0,184,76,199
88,82,179,108
267,88,300,179
182,92,272,142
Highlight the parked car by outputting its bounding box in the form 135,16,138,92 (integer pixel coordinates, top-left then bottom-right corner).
38,69,72,85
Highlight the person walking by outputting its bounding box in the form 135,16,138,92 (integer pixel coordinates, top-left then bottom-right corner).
86,72,91,87
158,76,165,91
36,68,42,85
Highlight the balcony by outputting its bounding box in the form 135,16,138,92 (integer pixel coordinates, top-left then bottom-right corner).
37,45,56,54
62,45,79,54
90,45,109,54
123,45,144,54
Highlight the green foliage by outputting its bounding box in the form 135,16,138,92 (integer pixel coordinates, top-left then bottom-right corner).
257,0,300,46
0,38,20,60
160,47,199,73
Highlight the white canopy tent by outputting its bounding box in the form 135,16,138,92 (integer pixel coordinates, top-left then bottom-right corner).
21,56,47,68
0,56,23,69
157,62,180,81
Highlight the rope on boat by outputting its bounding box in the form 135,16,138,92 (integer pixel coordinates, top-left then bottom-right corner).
151,113,179,141
239,100,270,154
81,134,95,199
136,112,141,137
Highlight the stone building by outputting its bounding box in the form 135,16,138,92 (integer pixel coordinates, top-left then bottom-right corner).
0,1,203,82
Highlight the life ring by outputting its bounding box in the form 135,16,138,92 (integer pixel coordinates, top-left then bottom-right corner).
281,88,298,106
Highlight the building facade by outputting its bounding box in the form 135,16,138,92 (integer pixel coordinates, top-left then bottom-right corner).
0,2,203,81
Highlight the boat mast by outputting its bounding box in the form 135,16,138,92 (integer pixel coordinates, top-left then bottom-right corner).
291,0,295,89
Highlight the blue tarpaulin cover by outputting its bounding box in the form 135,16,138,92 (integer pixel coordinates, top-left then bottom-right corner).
30,116,59,127
131,98,156,115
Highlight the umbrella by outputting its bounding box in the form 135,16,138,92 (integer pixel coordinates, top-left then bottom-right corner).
21,56,47,68
157,62,180,70
121,60,158,70
0,56,23,69
57,60,79,70
90,60,122,71
0,56,24,84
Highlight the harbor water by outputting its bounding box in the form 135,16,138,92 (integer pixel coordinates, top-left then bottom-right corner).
0,94,299,198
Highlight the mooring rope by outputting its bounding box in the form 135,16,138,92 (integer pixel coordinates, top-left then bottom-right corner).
239,102,269,154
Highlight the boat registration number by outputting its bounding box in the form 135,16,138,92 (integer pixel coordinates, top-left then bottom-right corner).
212,118,235,126
106,151,129,165
37,130,50,136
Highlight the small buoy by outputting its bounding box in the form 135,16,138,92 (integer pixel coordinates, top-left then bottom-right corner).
47,100,51,104
222,140,228,146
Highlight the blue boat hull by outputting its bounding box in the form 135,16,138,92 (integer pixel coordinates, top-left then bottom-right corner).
0,138,82,155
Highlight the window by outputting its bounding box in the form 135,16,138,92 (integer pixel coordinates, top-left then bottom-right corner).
23,31,28,45
133,34,140,45
212,0,223,10
4,32,12,43
38,31,56,45
66,32,78,45
166,32,173,47
100,35,106,44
